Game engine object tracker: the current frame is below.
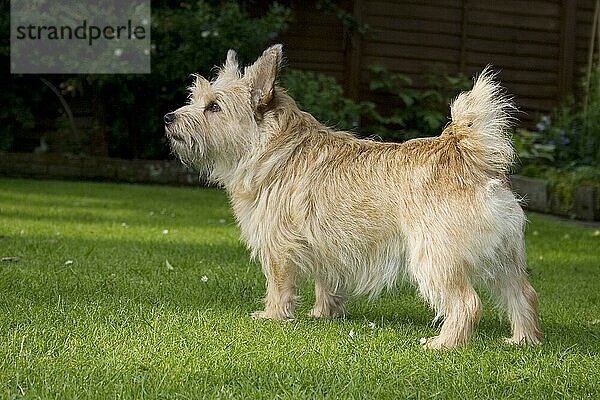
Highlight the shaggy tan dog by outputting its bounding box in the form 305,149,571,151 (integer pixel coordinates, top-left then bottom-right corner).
165,45,542,349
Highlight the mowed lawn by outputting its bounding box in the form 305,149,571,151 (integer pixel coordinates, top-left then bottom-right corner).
0,177,599,399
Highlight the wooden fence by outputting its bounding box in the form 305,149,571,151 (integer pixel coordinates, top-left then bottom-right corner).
279,0,596,124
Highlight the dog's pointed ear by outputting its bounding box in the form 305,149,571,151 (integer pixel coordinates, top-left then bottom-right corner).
244,44,283,109
188,73,210,101
223,49,241,79
220,49,240,80
226,49,238,69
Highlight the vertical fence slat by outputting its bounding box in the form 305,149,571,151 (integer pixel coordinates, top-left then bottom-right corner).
559,0,578,101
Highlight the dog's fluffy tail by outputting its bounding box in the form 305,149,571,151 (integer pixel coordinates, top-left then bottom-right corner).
449,67,516,176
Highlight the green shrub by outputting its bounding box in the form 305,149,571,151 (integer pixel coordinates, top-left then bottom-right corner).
282,69,374,131
0,1,292,158
529,66,600,168
0,92,34,151
283,65,474,141
513,128,556,171
366,64,472,140
515,67,600,204
93,1,292,159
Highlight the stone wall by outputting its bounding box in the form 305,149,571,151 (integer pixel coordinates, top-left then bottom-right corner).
511,175,598,221
0,152,203,186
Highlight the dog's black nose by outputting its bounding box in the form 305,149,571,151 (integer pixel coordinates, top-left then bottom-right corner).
164,112,176,125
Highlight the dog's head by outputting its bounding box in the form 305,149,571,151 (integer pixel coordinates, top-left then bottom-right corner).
164,44,283,180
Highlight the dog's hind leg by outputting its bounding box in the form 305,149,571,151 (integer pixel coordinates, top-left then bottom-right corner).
410,246,482,349
489,243,542,345
252,256,298,320
308,279,346,318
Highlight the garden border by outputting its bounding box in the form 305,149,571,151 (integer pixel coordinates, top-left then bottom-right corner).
0,152,203,186
511,175,598,221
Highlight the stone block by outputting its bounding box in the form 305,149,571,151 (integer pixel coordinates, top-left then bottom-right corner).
572,186,598,221
510,175,548,212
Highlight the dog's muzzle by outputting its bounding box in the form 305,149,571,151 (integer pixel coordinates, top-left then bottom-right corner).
164,112,185,142
164,112,176,126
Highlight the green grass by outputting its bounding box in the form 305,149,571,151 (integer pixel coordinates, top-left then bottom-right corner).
1,177,599,399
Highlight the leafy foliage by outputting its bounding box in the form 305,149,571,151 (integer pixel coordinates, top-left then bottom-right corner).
0,91,35,151
282,65,473,141
0,1,292,158
515,67,600,209
513,128,556,168
282,69,374,131
366,64,472,140
94,1,291,159
523,65,600,170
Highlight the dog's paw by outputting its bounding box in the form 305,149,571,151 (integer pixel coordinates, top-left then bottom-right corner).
421,336,455,350
308,307,343,318
251,310,267,319
503,335,542,346
251,310,294,321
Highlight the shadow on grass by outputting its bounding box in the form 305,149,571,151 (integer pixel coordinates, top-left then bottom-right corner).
541,320,600,353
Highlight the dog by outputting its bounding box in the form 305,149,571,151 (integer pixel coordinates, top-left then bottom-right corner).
164,44,542,349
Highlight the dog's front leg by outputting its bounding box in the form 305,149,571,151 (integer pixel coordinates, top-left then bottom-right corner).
251,256,298,320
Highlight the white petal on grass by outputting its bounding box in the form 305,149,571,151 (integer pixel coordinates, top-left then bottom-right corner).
419,337,427,345
162,229,169,234
368,322,376,329
348,329,355,338
201,275,209,282
165,259,174,271
64,260,74,266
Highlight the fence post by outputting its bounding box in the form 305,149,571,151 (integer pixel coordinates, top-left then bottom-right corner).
459,0,469,73
344,0,363,102
558,0,578,101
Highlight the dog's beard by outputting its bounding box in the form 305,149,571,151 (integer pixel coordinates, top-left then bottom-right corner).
168,133,214,177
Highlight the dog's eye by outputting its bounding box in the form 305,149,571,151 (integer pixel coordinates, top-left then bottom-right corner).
206,102,221,113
